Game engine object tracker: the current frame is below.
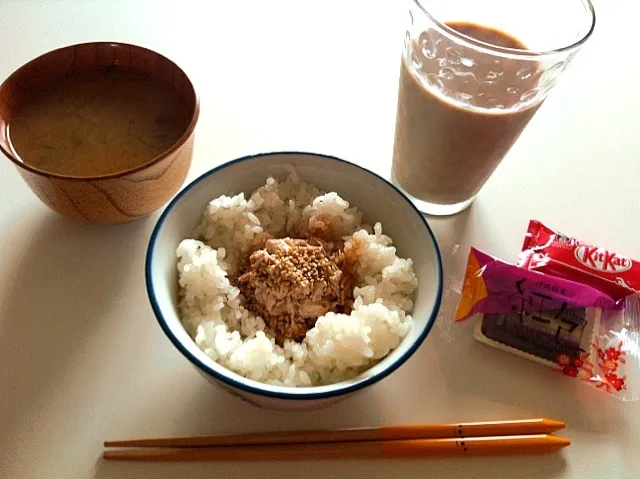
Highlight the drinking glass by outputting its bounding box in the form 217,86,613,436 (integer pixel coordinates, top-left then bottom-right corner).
391,0,595,215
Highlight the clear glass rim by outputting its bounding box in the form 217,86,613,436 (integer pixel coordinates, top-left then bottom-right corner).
411,0,596,59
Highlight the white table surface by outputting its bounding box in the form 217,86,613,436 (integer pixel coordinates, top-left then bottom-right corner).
1,1,638,477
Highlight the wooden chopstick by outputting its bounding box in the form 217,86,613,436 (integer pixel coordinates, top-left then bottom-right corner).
104,418,565,448
103,434,570,461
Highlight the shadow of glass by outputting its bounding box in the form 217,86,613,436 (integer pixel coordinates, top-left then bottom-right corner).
424,202,475,260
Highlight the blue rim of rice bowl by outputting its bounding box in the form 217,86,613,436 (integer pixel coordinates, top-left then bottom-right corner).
145,151,443,400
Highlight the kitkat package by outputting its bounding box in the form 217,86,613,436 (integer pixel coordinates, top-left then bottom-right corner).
518,219,640,300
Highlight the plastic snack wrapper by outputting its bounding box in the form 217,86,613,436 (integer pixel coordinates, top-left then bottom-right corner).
456,247,640,401
518,219,640,301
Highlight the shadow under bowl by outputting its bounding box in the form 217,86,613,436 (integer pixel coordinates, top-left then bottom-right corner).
0,41,199,224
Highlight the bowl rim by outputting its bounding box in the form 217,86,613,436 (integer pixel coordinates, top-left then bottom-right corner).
145,151,444,400
0,41,200,181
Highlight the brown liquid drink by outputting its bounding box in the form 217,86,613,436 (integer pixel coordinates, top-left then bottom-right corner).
392,22,543,211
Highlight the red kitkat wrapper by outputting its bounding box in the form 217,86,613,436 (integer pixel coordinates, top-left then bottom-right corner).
518,220,640,301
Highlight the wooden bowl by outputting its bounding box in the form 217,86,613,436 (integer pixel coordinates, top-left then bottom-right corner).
0,42,199,224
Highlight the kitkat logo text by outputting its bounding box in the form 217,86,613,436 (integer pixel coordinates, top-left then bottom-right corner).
574,246,632,273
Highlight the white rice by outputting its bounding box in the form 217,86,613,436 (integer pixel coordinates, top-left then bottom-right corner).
176,172,418,387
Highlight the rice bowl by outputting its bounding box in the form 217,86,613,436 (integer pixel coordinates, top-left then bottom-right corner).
146,152,442,409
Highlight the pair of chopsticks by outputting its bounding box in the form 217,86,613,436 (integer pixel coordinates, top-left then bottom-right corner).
103,418,569,461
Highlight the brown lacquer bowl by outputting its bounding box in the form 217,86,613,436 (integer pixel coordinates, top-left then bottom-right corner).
0,42,199,224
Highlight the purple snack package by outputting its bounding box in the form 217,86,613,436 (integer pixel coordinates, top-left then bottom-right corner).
455,248,639,400
455,248,619,322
